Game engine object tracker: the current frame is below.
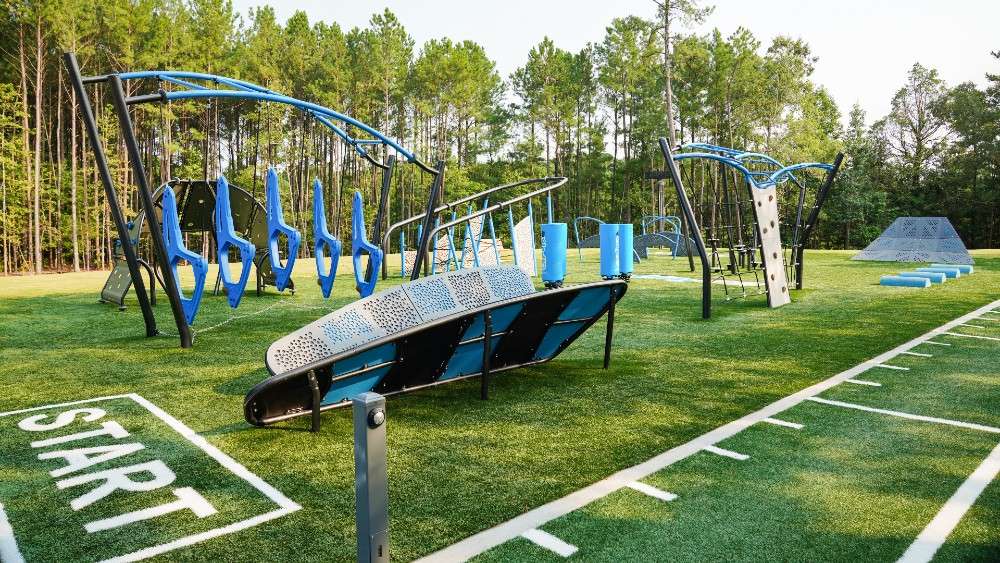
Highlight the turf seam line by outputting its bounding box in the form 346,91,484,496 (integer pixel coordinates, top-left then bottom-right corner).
944,332,1000,342
806,397,1000,434
761,417,803,430
625,482,678,502
845,379,882,387
897,440,1000,563
703,445,749,460
0,503,24,563
874,364,909,371
415,298,1000,563
520,529,578,557
899,351,932,357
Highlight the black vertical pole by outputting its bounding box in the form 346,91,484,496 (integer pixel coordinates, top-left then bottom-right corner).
603,286,616,369
660,138,712,319
108,75,193,348
796,152,843,290
481,310,492,400
411,161,445,281
370,155,395,282
64,53,158,339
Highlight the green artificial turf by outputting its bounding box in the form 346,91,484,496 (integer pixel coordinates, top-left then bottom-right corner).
0,249,998,561
476,304,1000,562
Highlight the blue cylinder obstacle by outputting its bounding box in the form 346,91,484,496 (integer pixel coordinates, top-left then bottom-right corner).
599,223,620,279
916,267,961,279
617,223,634,277
897,271,946,284
881,275,930,288
541,223,568,288
931,263,973,274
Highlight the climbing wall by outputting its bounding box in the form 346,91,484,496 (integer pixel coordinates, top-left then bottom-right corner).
513,216,537,277
751,184,791,308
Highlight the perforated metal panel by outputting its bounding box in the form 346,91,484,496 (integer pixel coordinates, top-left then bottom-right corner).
483,266,534,301
363,287,422,334
853,217,974,265
750,185,791,308
449,270,493,309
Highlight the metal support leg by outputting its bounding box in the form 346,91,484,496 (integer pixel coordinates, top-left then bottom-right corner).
604,288,616,370
353,392,389,563
308,370,321,433
481,310,493,401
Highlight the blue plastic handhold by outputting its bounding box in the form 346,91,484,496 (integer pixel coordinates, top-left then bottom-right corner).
352,191,383,298
215,175,256,308
162,188,208,324
265,168,301,292
313,179,342,298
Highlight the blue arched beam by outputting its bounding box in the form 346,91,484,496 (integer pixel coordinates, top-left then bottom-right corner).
265,168,301,292
215,175,256,308
573,216,605,261
313,179,342,298
352,191,383,297
161,187,208,324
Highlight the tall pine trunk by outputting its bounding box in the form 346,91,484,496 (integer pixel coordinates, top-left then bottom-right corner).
32,17,44,273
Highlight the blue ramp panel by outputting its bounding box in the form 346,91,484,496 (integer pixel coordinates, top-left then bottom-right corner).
244,266,627,426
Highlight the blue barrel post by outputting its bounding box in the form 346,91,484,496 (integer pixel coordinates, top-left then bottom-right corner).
898,271,947,284
617,223,633,279
916,267,961,279
599,223,620,279
541,223,567,289
880,275,930,288
930,263,973,274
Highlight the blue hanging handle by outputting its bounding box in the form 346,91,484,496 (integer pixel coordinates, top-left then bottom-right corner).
265,168,301,292
313,179,342,298
215,175,256,308
162,188,208,324
352,191,383,297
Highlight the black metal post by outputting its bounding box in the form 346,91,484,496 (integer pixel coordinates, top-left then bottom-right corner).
411,161,445,281
108,75,193,348
308,370,322,433
659,138,712,319
481,310,492,400
604,286,616,369
64,53,159,339
796,152,844,290
370,155,396,282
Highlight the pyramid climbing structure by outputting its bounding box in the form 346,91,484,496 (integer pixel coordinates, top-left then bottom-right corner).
852,216,973,265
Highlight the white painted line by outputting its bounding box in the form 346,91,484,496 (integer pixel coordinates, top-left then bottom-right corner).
875,364,909,371
0,394,301,563
900,351,932,357
807,397,1000,434
898,440,1000,563
960,323,987,329
762,417,803,430
0,503,25,563
846,379,882,387
921,341,951,346
944,332,1000,342
703,445,749,461
521,529,578,557
976,317,999,322
416,299,1000,562
626,481,678,502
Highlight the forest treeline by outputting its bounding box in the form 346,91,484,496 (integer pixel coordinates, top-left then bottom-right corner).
0,1,998,275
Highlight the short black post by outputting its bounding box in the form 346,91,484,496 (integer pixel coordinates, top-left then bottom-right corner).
796,152,843,290
604,287,616,369
481,310,493,400
411,161,445,281
369,155,395,283
307,370,321,433
353,392,389,563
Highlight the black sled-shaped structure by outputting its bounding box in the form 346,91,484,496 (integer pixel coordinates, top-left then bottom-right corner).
245,266,627,429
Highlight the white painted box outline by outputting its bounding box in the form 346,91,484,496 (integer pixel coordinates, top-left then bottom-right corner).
0,393,301,563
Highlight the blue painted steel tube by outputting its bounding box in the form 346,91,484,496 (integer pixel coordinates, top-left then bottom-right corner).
541,223,567,286
898,271,946,284
617,224,634,276
916,267,961,279
880,275,930,288
599,223,620,279
931,263,973,274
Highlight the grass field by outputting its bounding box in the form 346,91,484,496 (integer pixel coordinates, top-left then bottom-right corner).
0,249,998,562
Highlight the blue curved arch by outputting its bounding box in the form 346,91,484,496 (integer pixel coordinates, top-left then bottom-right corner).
769,162,834,184
671,152,762,188
573,216,605,261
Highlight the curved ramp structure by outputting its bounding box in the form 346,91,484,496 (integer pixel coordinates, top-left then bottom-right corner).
245,266,627,427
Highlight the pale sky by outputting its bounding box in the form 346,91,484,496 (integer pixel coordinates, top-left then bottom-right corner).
232,0,999,127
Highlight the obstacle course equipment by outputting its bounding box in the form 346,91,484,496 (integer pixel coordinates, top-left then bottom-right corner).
853,217,973,265
916,266,961,279
215,175,256,308
161,188,208,324
264,168,300,292
244,265,627,428
599,224,621,279
932,263,973,274
313,179,342,298
897,271,947,284
880,275,931,288
657,138,843,318
541,223,567,288
618,224,634,279
352,191,384,298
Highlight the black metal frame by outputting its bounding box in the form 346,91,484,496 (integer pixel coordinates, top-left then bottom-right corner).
794,153,843,289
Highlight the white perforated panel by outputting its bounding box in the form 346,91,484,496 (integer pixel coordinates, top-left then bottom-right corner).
751,185,791,308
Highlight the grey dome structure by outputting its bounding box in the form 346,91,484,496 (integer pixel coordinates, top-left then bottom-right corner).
852,217,973,265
